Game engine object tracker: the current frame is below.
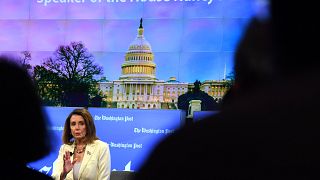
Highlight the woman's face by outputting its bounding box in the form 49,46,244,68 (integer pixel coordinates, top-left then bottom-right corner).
70,114,87,141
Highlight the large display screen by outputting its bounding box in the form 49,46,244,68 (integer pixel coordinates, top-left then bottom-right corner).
28,106,185,175
0,0,263,82
1,0,269,176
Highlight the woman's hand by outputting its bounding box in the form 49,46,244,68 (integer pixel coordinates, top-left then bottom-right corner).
60,150,78,179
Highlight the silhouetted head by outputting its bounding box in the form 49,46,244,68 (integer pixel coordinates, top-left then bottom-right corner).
0,55,51,163
234,17,274,95
221,17,275,107
270,0,320,76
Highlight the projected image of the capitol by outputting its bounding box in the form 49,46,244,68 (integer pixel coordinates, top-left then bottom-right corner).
98,19,227,109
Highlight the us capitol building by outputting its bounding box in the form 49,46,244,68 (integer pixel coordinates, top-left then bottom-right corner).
98,19,228,109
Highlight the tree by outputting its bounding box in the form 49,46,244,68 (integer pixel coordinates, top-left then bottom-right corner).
223,71,235,88
33,65,63,106
34,41,103,107
18,51,33,75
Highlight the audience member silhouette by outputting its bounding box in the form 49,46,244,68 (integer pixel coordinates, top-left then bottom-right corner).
134,0,320,179
220,17,275,108
0,56,53,179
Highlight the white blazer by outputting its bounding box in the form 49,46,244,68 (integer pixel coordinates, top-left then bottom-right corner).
52,140,111,180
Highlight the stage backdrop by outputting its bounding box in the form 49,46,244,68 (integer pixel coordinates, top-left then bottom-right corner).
193,110,218,122
28,106,185,175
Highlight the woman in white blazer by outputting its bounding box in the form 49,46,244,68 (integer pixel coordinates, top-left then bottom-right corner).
52,108,111,180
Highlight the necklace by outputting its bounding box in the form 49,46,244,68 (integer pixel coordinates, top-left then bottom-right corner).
75,145,86,154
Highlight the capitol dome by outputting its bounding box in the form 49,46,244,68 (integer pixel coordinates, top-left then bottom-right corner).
120,18,156,80
128,30,152,53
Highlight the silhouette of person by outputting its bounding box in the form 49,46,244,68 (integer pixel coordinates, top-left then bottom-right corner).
0,56,53,179
220,17,275,108
133,0,320,179
51,108,111,180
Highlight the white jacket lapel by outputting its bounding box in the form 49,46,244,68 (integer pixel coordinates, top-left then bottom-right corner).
78,142,97,179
